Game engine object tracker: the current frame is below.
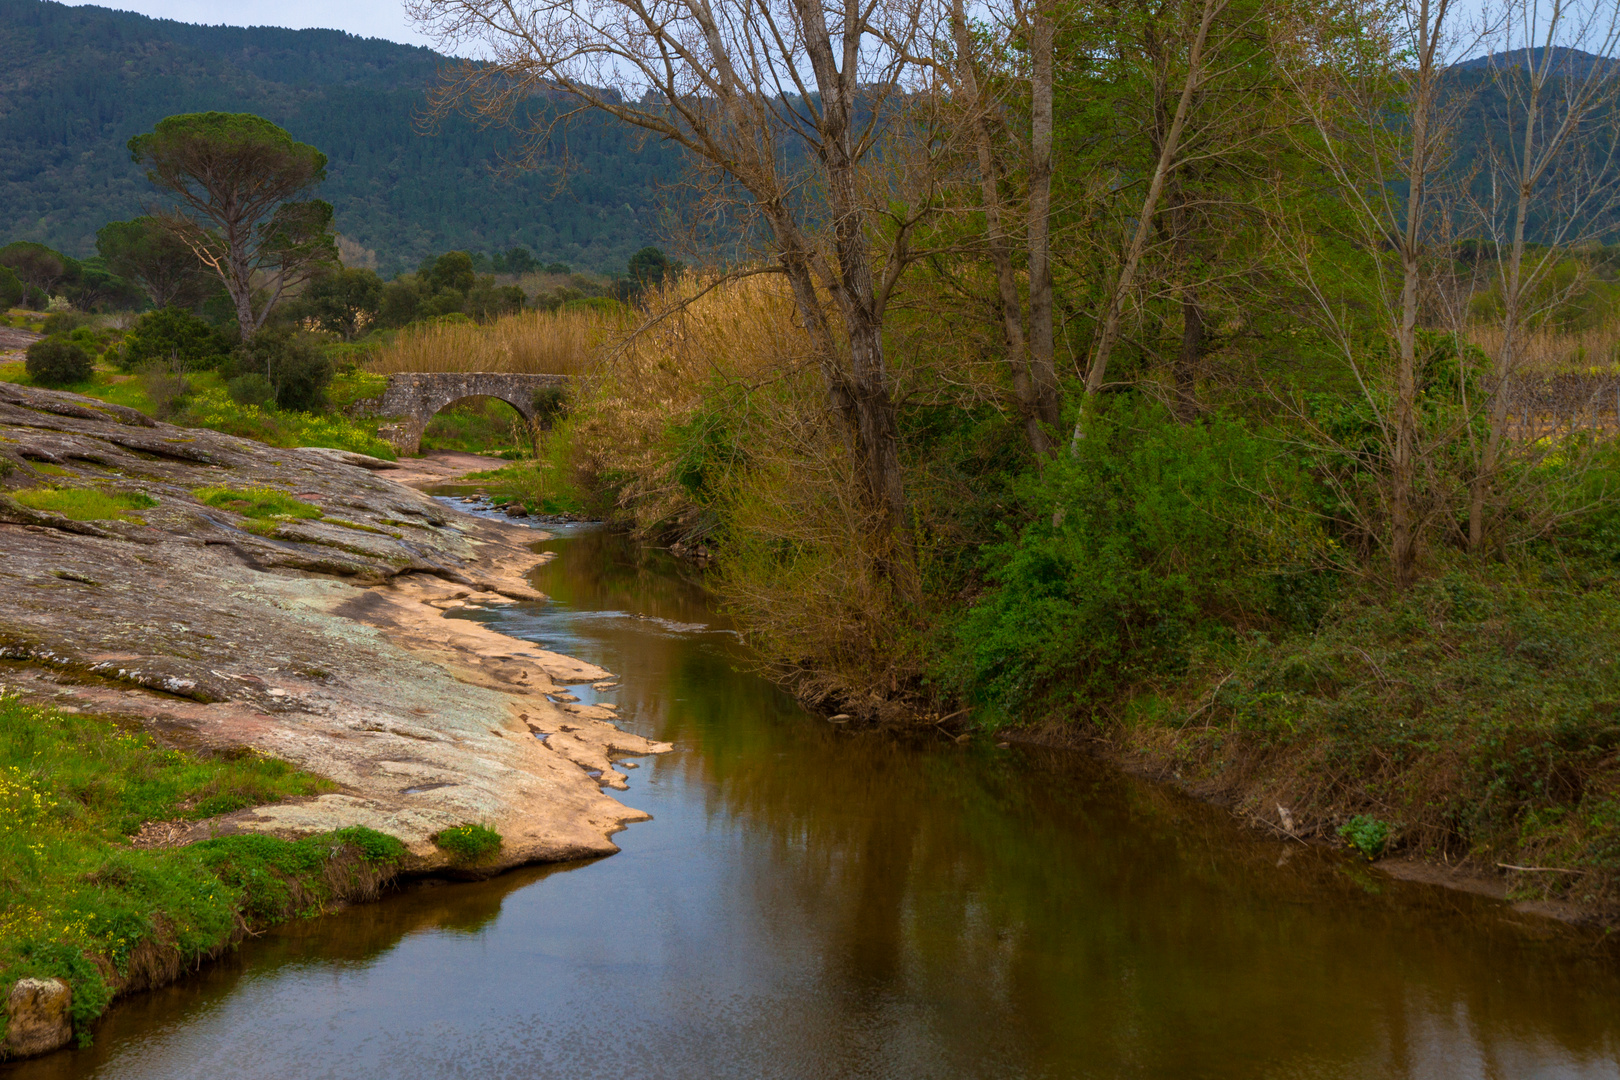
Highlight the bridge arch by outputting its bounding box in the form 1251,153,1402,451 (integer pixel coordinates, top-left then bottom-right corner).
350,372,569,457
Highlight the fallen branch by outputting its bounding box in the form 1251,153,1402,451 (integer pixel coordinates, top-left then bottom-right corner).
1497,862,1588,874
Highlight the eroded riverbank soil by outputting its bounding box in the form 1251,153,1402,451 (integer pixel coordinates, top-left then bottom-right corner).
0,381,669,871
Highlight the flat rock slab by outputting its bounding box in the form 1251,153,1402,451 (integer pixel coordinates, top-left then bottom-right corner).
0,382,670,871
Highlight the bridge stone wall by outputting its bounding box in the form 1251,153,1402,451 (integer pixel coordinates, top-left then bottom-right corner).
350,372,569,457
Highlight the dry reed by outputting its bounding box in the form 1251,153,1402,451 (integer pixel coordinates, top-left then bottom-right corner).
365,308,620,377
1467,323,1620,376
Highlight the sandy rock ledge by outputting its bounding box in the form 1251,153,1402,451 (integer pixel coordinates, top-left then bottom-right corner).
0,381,671,872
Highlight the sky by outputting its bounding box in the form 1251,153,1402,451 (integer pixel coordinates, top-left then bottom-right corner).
59,0,444,49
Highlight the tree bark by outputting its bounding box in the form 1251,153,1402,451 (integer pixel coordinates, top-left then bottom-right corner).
1028,0,1061,439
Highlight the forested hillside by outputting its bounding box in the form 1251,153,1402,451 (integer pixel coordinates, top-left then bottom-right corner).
0,0,686,273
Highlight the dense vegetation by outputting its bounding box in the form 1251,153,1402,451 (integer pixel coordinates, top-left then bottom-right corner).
0,0,687,274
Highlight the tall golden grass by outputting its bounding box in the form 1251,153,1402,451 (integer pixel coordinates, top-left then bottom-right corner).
365,309,620,377
1467,323,1620,375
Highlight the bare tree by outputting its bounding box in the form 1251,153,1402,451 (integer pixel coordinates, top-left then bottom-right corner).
1464,0,1620,552
408,0,940,562
1273,0,1480,586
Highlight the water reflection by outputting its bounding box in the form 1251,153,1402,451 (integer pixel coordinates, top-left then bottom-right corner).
11,521,1620,1079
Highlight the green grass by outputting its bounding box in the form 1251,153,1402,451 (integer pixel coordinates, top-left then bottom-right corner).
0,694,404,1048
193,485,322,521
10,487,156,522
462,423,586,515
419,396,532,457
431,823,502,862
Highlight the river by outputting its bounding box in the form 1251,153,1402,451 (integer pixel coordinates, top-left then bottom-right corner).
10,516,1620,1079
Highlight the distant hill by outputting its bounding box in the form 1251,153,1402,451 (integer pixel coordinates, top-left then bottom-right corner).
0,0,689,274
1452,46,1617,78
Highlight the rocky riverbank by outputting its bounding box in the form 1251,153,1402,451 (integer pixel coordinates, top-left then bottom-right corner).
0,381,670,1058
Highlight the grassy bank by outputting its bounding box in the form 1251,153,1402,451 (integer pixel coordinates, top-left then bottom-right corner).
0,692,407,1053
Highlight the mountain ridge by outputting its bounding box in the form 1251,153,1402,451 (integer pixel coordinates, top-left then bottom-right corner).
0,0,683,274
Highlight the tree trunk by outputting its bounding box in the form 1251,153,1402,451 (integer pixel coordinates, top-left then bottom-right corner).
951,0,1048,456
1028,0,1061,440
788,0,912,562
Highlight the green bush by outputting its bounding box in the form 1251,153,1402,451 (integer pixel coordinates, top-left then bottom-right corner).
1338,815,1391,859
227,372,275,407
0,265,21,308
941,398,1328,725
231,329,332,412
24,338,94,386
122,307,229,372
432,823,502,862
41,312,87,336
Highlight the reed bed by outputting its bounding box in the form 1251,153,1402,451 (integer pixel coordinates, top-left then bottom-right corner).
1467,323,1620,376
365,308,620,377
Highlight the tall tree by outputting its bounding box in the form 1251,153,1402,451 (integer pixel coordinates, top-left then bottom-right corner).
0,242,73,298
409,0,938,569
96,217,213,310
128,113,338,339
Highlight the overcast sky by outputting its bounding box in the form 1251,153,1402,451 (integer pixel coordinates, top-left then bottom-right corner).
61,0,444,49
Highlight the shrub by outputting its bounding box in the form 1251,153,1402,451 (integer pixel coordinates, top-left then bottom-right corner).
432,823,502,862
227,372,275,407
941,398,1328,725
135,360,192,419
24,337,94,386
41,312,87,336
231,329,332,412
122,307,228,372
10,487,156,521
1338,815,1391,859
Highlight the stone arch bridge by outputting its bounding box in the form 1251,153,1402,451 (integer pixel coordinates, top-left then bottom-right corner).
350,372,569,457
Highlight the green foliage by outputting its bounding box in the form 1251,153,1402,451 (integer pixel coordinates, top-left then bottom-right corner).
122,307,229,371
532,385,568,426
432,823,502,862
291,267,382,340
0,265,21,308
1338,816,1391,859
95,217,212,310
230,329,333,411
226,372,275,407
193,485,322,520
943,398,1327,725
624,246,683,299
175,381,397,459
24,337,93,386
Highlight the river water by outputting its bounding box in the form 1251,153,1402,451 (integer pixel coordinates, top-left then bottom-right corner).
10,518,1620,1079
